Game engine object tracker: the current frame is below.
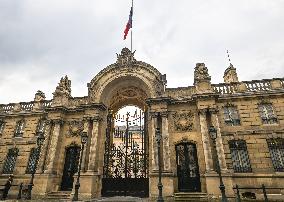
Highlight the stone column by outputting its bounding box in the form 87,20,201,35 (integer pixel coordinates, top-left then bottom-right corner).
150,112,158,171
161,112,171,171
87,116,101,172
36,120,52,174
199,110,214,171
44,119,63,174
210,110,227,170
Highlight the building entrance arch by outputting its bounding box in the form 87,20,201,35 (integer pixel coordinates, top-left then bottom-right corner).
88,48,166,197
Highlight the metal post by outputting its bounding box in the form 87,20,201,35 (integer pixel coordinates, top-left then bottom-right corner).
72,142,85,201
262,184,269,202
27,144,42,200
155,127,164,202
212,138,228,202
235,184,241,202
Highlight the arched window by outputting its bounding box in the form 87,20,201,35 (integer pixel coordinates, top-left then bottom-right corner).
229,140,252,173
26,148,40,174
267,138,284,172
2,148,19,174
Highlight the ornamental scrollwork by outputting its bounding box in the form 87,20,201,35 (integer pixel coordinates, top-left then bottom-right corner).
172,111,194,132
67,120,83,137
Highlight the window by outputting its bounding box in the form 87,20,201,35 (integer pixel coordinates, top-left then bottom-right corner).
267,138,284,172
259,104,278,124
229,140,252,173
14,120,25,137
0,120,5,135
2,148,19,174
36,119,46,134
26,148,40,174
224,106,240,126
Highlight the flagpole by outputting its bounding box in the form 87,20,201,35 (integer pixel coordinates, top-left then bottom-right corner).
131,0,133,53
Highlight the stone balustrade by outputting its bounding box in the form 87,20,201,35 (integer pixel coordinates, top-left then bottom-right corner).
0,100,52,114
212,78,284,95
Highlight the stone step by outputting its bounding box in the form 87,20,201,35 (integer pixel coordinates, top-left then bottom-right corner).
174,192,209,201
46,191,71,200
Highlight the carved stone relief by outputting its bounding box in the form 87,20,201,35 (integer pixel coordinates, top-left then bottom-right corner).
67,120,83,137
172,111,194,132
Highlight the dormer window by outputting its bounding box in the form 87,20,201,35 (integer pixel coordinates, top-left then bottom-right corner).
258,103,277,124
224,106,240,126
14,119,25,137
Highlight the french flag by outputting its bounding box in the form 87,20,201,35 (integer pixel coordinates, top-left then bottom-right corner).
124,7,133,40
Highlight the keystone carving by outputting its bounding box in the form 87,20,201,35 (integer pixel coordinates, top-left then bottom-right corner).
172,111,194,132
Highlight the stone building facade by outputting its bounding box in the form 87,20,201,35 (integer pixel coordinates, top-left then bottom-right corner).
0,48,284,200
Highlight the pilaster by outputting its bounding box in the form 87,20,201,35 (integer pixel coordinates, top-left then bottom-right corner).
44,119,64,174
198,109,214,171
210,108,227,170
161,111,171,171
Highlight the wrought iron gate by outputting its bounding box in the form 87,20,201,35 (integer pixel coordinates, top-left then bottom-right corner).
176,142,201,192
102,109,149,197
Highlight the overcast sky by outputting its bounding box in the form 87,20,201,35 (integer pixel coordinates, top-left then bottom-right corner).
0,0,283,104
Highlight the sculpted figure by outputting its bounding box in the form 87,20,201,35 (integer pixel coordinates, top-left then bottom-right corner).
194,63,210,80
53,75,71,97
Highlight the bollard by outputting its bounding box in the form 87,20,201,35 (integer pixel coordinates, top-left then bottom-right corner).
17,183,23,200
262,184,269,202
235,184,241,202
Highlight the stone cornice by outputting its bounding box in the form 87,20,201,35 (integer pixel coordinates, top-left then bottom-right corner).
0,111,47,118
80,103,107,111
145,97,171,105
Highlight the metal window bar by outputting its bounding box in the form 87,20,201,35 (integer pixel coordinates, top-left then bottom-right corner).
267,138,284,172
229,140,252,173
14,120,25,137
26,148,40,174
36,120,46,133
2,148,19,174
259,104,278,124
224,107,240,126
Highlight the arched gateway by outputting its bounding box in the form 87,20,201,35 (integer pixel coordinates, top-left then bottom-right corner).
88,48,166,197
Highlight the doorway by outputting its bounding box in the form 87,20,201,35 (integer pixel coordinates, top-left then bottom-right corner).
176,142,201,192
61,145,80,191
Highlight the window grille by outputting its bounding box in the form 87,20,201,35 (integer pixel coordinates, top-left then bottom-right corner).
224,106,240,126
36,119,46,134
259,104,278,124
267,138,284,172
229,140,252,173
0,120,5,134
14,120,25,137
26,148,40,174
2,148,19,174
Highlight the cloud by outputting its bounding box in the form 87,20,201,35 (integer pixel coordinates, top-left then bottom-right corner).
0,0,284,103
